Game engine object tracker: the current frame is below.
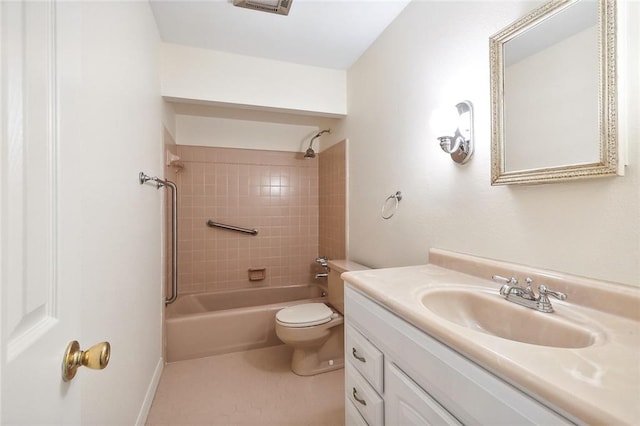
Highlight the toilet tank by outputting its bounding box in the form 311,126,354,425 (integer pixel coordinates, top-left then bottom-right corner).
327,260,370,314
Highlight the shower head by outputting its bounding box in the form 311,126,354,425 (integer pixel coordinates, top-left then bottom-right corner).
304,129,331,159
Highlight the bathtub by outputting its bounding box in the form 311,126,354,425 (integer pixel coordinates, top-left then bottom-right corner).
165,284,326,362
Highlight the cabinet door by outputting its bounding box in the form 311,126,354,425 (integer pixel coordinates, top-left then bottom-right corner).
385,362,461,426
346,400,369,426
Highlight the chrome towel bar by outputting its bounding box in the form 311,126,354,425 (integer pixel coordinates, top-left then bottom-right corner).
207,220,258,236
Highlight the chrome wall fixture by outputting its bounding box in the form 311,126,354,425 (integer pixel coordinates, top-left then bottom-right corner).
206,219,258,236
431,100,474,164
381,191,402,220
139,172,178,305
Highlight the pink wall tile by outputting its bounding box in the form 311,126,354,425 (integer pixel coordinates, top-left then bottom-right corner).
319,141,346,261
170,146,330,295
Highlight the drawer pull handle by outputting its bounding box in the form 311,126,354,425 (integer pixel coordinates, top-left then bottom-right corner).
352,387,367,406
352,348,366,363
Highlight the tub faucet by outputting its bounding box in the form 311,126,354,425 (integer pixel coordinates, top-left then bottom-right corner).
315,256,329,279
315,256,328,268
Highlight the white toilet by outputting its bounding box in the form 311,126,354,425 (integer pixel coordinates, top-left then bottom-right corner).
275,260,369,376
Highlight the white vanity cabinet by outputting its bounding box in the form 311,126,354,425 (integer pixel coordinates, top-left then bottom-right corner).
345,286,572,426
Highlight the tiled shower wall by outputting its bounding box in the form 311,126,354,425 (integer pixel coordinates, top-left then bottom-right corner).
171,145,320,294
318,141,346,260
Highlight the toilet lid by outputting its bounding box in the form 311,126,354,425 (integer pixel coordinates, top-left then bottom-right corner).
276,303,334,327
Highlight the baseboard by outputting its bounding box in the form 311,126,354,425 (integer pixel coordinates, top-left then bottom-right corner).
135,357,164,426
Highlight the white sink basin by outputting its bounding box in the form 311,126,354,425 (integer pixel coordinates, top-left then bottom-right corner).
421,288,601,348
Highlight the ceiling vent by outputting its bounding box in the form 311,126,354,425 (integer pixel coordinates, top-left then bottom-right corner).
233,0,292,16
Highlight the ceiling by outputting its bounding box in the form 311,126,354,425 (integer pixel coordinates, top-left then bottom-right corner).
149,0,411,70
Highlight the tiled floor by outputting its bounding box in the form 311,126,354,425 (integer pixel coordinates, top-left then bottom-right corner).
146,345,345,426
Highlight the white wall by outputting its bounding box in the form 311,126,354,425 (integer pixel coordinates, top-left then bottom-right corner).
79,2,163,423
163,101,177,141
170,102,340,153
176,115,320,152
160,43,347,117
335,1,639,287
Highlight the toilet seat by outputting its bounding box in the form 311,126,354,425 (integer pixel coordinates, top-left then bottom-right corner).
276,303,335,328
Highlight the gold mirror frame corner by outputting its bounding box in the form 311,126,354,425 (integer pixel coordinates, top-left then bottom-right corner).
490,0,619,186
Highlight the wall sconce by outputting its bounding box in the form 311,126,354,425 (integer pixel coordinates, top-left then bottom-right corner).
430,100,474,164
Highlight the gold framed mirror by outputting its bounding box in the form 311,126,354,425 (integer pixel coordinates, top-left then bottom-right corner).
490,0,619,185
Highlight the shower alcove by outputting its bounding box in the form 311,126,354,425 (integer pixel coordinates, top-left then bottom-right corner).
162,102,347,360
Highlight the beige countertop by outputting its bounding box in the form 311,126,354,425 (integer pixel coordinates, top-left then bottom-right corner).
341,249,640,425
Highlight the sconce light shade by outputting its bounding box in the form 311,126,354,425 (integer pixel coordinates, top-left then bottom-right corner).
430,106,459,136
431,100,474,164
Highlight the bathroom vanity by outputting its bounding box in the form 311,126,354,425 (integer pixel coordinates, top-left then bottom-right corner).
342,249,640,425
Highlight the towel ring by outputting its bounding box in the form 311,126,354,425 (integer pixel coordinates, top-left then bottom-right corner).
381,191,402,220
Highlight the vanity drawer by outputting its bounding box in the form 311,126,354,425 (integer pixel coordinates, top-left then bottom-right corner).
346,363,384,426
346,400,369,426
346,324,384,392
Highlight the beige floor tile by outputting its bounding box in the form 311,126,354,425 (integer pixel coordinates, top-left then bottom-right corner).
147,345,345,426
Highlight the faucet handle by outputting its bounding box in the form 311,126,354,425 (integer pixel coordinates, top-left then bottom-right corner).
492,275,518,285
538,284,567,301
536,284,567,313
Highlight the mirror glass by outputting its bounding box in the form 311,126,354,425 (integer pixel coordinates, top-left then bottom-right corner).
490,0,619,185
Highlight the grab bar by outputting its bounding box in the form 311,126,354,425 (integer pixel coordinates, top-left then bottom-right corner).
139,172,178,305
164,180,178,305
206,220,258,236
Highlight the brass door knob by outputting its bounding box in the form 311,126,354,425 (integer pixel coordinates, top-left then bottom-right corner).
62,340,111,382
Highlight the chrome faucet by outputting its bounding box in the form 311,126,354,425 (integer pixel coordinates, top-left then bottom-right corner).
495,276,536,300
492,275,567,313
315,256,328,268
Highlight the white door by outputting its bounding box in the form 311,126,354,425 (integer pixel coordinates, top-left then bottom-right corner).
1,1,86,422
2,1,164,422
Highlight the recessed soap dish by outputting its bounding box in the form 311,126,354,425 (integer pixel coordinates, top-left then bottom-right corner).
248,267,266,281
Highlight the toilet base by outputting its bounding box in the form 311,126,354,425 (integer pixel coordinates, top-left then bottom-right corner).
288,322,344,376
291,348,344,376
